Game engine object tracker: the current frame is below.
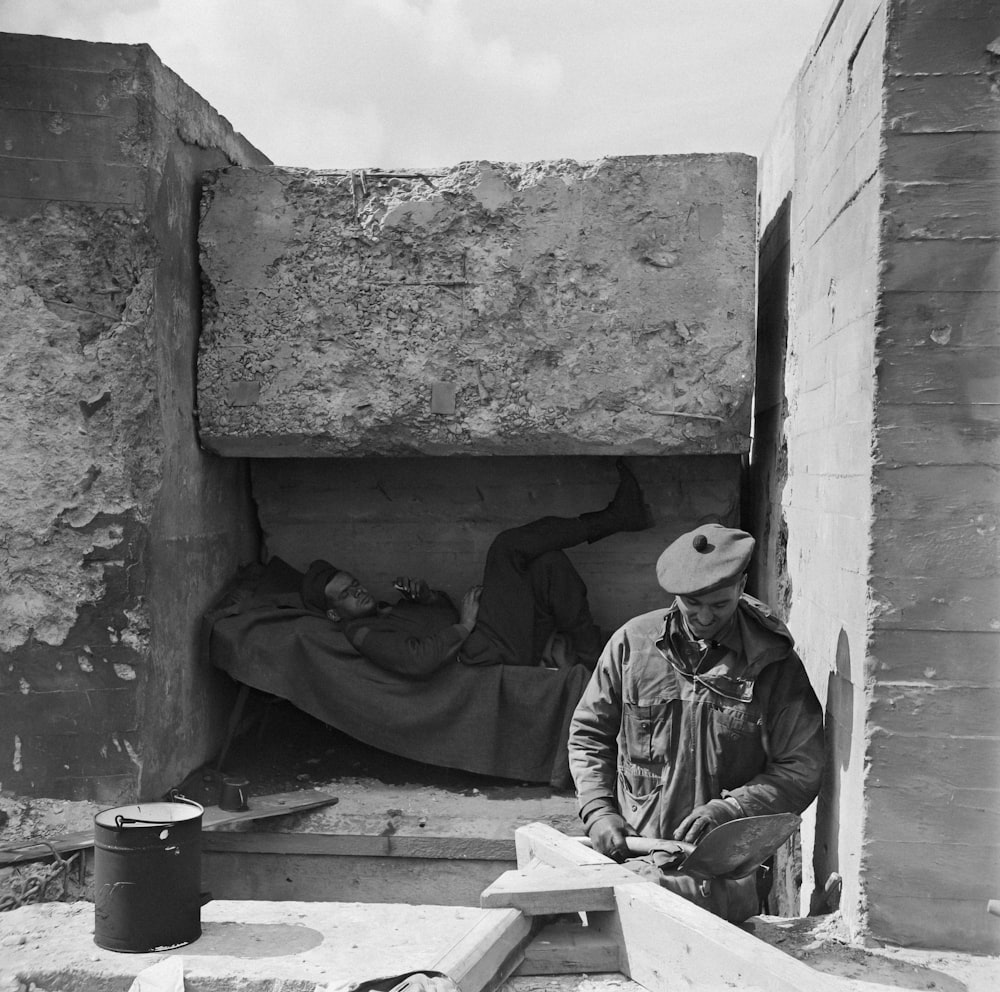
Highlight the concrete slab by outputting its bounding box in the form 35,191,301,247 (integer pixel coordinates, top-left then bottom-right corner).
1,900,499,991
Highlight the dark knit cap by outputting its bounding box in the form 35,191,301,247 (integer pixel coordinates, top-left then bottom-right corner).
656,524,755,596
301,559,341,612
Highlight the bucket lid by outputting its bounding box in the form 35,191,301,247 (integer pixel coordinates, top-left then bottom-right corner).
95,798,204,829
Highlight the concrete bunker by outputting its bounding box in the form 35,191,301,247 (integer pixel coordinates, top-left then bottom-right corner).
2,0,999,962
195,155,757,653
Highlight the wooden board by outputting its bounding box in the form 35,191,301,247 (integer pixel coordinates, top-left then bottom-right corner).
0,789,337,865
613,882,842,992
201,850,510,907
515,916,620,976
481,864,639,914
200,830,513,861
430,908,534,992
511,823,848,992
514,822,612,871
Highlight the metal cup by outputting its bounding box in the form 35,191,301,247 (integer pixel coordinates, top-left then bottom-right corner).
218,776,249,812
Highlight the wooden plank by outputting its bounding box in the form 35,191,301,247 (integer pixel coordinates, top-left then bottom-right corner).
612,882,842,992
430,908,533,992
0,789,337,865
201,850,508,906
481,864,638,914
200,830,513,861
514,822,611,870
515,916,620,975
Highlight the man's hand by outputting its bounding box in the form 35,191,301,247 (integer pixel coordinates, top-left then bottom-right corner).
672,798,741,844
586,812,635,862
459,585,482,632
394,577,430,603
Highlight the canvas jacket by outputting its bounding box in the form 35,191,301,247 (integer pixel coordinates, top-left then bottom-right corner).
568,595,824,839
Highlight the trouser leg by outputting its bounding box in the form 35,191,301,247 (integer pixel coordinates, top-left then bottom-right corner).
461,462,651,667
461,516,598,667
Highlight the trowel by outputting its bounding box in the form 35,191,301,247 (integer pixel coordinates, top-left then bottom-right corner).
584,812,801,879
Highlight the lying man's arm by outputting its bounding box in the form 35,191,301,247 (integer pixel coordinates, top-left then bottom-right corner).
345,587,481,681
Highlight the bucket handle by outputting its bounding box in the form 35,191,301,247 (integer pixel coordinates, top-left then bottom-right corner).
113,792,203,831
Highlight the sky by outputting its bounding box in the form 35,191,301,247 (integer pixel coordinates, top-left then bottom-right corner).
2,0,834,169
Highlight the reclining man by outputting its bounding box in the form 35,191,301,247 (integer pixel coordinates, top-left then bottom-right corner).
568,524,824,923
299,460,653,680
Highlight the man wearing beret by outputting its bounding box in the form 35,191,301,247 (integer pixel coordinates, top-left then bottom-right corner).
299,460,652,680
568,523,824,921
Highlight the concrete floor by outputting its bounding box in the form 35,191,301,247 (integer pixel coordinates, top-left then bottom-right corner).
1,899,519,990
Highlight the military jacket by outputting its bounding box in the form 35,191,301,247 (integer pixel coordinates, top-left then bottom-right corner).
568,596,824,839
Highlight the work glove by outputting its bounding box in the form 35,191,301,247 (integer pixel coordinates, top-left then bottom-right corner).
673,797,741,844
587,812,634,862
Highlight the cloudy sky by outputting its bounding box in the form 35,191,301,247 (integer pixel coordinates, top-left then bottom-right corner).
3,0,833,168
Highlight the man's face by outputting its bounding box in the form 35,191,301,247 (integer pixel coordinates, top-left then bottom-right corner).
674,575,746,641
325,571,377,621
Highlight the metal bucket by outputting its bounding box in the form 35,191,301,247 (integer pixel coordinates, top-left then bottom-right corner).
93,795,209,952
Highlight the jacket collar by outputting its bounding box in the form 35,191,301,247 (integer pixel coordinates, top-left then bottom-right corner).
659,594,795,679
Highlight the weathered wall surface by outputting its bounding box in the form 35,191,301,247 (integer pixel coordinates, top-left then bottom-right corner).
254,455,742,635
866,0,1000,952
197,156,756,457
758,0,885,936
0,34,267,800
760,0,1000,953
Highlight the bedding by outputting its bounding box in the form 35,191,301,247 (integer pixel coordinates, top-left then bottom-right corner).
203,557,591,787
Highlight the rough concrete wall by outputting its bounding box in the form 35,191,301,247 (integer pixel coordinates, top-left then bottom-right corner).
197,156,756,457
758,0,885,937
0,34,267,801
867,0,1000,952
254,455,742,635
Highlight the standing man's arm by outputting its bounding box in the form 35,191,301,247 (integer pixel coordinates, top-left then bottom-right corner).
722,653,825,817
568,629,634,860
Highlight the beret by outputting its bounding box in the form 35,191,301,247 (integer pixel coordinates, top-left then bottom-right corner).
656,524,755,595
300,559,341,613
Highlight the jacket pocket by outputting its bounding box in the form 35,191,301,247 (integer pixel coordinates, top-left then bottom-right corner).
617,773,663,836
710,703,766,785
623,700,679,765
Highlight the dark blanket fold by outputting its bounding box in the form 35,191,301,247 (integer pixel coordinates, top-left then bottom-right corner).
204,557,591,787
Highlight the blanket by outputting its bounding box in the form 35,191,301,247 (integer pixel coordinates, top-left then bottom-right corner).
204,558,591,787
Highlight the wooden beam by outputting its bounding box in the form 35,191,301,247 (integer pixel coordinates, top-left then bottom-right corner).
430,908,534,992
511,824,848,991
481,864,638,914
515,917,620,976
613,882,842,992
201,831,513,861
0,790,338,866
514,822,609,870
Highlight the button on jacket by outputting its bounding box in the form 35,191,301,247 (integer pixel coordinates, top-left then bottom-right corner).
568,595,824,840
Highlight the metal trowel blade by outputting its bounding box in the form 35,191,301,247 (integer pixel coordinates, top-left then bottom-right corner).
680,812,801,879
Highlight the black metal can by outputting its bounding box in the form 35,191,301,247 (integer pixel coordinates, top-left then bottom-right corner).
93,795,208,952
